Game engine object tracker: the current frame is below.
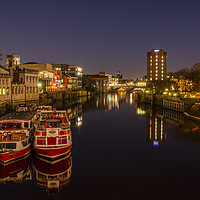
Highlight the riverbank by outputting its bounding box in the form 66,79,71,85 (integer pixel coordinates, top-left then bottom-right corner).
134,91,200,121
0,89,92,117
184,103,200,121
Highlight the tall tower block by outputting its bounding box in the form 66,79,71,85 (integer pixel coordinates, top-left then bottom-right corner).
147,49,167,81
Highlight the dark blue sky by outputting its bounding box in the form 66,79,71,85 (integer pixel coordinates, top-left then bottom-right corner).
1,0,200,79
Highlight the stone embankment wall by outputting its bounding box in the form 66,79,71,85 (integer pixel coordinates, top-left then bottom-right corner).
39,90,90,105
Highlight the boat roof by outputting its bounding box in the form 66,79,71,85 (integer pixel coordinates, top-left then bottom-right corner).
0,112,35,121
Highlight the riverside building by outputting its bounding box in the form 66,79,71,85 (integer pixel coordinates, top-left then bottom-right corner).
147,49,167,81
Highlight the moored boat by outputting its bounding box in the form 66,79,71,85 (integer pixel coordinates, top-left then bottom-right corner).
33,110,72,160
0,112,35,164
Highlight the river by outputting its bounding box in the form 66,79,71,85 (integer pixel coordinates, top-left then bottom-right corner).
0,92,200,200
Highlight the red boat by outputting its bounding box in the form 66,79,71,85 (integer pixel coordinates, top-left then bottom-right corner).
0,154,32,184
34,153,72,195
0,112,35,164
34,110,72,160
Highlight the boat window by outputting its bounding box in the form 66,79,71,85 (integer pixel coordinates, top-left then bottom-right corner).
7,123,14,129
24,122,29,128
0,143,5,149
47,122,58,128
6,143,16,149
21,140,27,147
14,123,21,130
0,123,6,130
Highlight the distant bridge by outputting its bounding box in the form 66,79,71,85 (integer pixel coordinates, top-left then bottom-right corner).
108,85,145,92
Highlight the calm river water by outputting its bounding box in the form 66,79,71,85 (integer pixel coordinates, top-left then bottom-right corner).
1,93,200,200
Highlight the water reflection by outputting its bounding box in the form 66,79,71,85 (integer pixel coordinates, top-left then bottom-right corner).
1,93,200,198
146,114,166,146
134,99,200,145
67,104,83,127
94,93,134,112
33,153,72,196
0,154,32,184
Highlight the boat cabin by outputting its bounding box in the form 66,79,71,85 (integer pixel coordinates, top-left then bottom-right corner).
0,120,33,134
0,137,30,152
36,110,68,122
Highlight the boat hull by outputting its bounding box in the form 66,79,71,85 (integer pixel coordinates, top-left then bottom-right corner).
0,145,31,164
0,154,31,179
34,144,72,160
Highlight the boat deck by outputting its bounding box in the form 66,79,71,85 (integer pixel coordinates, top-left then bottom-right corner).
0,112,35,121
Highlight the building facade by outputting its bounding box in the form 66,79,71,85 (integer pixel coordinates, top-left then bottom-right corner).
11,67,39,103
52,64,83,90
0,67,11,104
6,54,21,66
147,49,167,81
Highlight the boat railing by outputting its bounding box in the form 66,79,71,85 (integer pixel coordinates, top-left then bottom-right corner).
35,134,71,147
0,132,27,141
35,129,70,136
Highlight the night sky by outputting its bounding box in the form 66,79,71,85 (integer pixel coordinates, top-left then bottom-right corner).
1,0,200,79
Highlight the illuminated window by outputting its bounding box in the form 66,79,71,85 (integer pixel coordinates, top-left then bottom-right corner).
156,67,158,69
161,78,163,80
0,88,1,95
150,70,152,73
150,77,152,80
162,63,164,66
155,59,158,62
156,77,158,80
162,67,164,69
150,56,152,58
161,60,164,62
156,70,158,73
156,63,158,65
162,71,163,73
156,74,158,76
161,74,163,77
156,55,158,58
3,88,6,95
150,60,152,62
150,63,152,66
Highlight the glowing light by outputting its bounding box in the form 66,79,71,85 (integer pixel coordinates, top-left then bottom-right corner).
153,141,159,146
136,108,146,115
154,50,159,52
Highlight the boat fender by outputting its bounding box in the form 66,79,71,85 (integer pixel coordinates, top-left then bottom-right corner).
3,132,7,137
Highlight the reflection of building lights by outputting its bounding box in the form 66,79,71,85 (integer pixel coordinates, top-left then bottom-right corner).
130,93,133,104
155,118,157,140
153,141,159,146
78,121,82,126
109,95,112,103
136,108,146,115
